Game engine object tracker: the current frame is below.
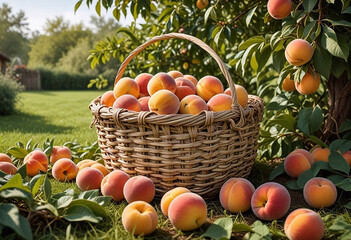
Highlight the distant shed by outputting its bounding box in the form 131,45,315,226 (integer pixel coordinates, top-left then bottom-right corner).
0,52,10,74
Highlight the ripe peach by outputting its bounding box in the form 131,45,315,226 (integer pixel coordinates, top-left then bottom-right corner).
311,147,330,162
291,149,314,164
196,76,224,101
122,201,158,236
0,162,17,175
0,153,12,163
101,170,130,201
76,167,104,191
168,192,207,231
285,39,314,66
295,71,320,95
175,78,196,100
24,150,48,177
224,84,248,108
50,146,71,164
343,151,351,166
113,77,140,99
113,94,141,112
183,75,198,87
196,0,209,10
76,159,110,176
267,0,292,19
284,151,313,178
179,95,208,114
135,73,153,97
161,187,191,217
207,93,232,112
138,96,150,112
303,177,337,209
168,70,183,79
148,90,180,115
284,208,324,240
123,176,155,203
52,158,78,182
219,178,255,213
100,91,116,108
147,72,176,95
251,182,291,221
282,75,296,92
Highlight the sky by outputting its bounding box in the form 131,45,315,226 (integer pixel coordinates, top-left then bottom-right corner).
1,0,139,33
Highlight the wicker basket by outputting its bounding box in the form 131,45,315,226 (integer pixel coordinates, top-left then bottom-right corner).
89,33,264,199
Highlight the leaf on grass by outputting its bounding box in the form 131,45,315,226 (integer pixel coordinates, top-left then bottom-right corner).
64,205,101,223
68,199,107,217
201,217,233,240
0,173,30,193
0,189,33,207
29,174,45,196
79,189,100,200
232,223,252,232
7,146,28,159
57,195,74,209
33,203,58,216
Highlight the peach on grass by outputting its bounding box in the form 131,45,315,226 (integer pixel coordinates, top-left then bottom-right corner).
168,192,207,231
123,176,155,203
343,151,351,166
196,0,209,10
224,84,249,108
76,167,104,191
147,72,176,95
113,94,141,112
148,90,180,115
251,182,291,221
0,153,12,163
196,76,224,101
138,96,150,112
101,170,130,201
0,162,17,175
100,91,116,108
113,77,140,99
76,159,110,176
219,178,255,213
267,0,292,19
295,71,321,95
122,201,158,236
135,73,153,97
282,75,296,92
285,39,314,66
183,74,198,87
52,158,78,182
50,146,71,164
179,95,208,115
207,93,232,112
161,187,191,217
303,177,337,209
168,70,183,79
284,149,314,178
175,78,196,100
284,208,324,240
311,147,330,162
24,150,48,176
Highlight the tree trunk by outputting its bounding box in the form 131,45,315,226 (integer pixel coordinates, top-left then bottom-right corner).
322,71,351,143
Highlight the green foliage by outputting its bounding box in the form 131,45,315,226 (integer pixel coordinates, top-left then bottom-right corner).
88,74,108,90
0,73,23,115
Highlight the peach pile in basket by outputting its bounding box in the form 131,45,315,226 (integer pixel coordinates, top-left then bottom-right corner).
100,70,249,115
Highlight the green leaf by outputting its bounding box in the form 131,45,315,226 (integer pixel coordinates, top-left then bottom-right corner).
0,174,30,193
303,0,318,11
329,150,350,175
297,107,323,135
214,27,224,46
313,47,332,79
29,174,45,196
246,6,257,27
202,217,233,240
95,0,101,16
325,19,351,27
43,175,51,201
232,223,252,232
7,146,28,159
33,203,58,216
252,221,271,237
57,195,74,209
308,135,328,148
16,164,27,178
335,178,351,191
339,119,351,133
321,25,348,61
269,163,285,180
68,199,107,217
256,45,271,72
238,36,265,51
64,205,101,223
327,174,346,185
285,181,301,190
329,216,351,232
345,201,351,209
74,0,82,12
272,49,286,72
329,139,351,153
269,114,296,131
204,6,214,25
79,190,100,200
90,196,111,206
297,169,315,188
0,189,33,207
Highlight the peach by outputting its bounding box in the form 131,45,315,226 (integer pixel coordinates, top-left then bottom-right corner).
123,176,155,203
284,208,324,240
76,167,104,191
285,39,314,66
207,93,232,112
113,77,140,99
343,151,351,166
138,96,150,112
179,95,208,114
175,78,196,100
224,84,248,108
100,91,116,108
23,150,48,177
0,153,12,163
284,151,313,178
196,0,209,10
0,162,17,175
251,182,291,221
135,73,153,97
196,76,224,101
290,149,314,164
219,178,255,213
168,192,207,231
76,159,110,176
122,201,158,236
148,90,180,115
50,146,71,164
311,147,330,162
282,75,296,92
183,74,198,87
295,71,320,95
101,170,130,201
267,0,292,19
113,94,141,112
147,72,176,95
303,177,337,209
52,158,78,182
161,187,191,217
168,70,183,79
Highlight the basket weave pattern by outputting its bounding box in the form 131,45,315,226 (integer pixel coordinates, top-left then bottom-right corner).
90,33,264,199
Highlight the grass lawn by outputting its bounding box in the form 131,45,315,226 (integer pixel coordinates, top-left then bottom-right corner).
1,91,350,239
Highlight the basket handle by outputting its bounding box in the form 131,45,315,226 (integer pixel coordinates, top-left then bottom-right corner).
114,33,239,108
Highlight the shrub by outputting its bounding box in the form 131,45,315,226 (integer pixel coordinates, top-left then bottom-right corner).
0,74,24,115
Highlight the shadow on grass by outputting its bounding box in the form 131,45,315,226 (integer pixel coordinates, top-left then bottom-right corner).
0,111,72,134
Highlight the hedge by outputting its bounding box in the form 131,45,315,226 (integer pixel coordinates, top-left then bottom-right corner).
0,75,24,115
